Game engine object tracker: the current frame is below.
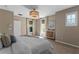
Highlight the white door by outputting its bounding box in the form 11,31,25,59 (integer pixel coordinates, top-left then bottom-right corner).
40,19,46,37
27,19,33,36
14,20,21,36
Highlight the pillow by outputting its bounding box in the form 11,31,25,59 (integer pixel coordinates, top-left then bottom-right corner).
1,35,11,48
10,35,16,44
0,38,2,48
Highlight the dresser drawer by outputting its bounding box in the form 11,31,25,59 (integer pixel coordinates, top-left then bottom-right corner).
46,31,55,39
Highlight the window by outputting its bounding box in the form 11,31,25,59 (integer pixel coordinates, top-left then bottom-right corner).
29,21,33,25
65,12,77,26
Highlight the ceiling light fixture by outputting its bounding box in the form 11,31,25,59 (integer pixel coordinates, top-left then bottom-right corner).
29,8,39,19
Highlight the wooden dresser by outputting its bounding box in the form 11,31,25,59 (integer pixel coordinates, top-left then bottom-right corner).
46,29,55,40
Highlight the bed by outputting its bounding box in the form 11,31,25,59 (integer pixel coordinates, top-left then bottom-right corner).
12,36,53,54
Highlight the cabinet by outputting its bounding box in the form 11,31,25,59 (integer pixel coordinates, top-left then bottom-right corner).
46,30,55,39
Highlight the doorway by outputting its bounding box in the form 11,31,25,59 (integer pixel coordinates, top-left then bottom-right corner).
40,18,46,37
14,20,21,36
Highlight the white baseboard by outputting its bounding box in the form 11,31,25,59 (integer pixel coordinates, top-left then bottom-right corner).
56,40,79,48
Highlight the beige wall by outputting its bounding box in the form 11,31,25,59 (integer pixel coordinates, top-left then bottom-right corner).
21,18,27,35
55,6,79,46
36,19,40,36
0,9,13,37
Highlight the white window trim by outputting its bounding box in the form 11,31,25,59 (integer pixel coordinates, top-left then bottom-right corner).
65,11,78,27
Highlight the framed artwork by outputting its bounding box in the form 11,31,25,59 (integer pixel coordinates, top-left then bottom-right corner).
48,20,55,29
29,21,33,25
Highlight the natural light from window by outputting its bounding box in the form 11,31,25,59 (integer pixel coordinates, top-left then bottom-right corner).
65,12,77,26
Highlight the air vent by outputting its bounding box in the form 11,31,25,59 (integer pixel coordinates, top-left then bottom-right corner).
18,14,23,16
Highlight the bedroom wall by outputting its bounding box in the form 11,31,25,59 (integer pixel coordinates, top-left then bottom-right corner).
21,18,27,35
36,19,40,36
55,6,79,46
0,9,13,37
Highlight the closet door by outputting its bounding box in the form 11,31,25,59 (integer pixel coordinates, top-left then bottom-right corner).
14,20,21,36
27,19,34,36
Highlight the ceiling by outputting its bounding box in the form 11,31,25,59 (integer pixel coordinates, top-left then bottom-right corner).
0,5,75,18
